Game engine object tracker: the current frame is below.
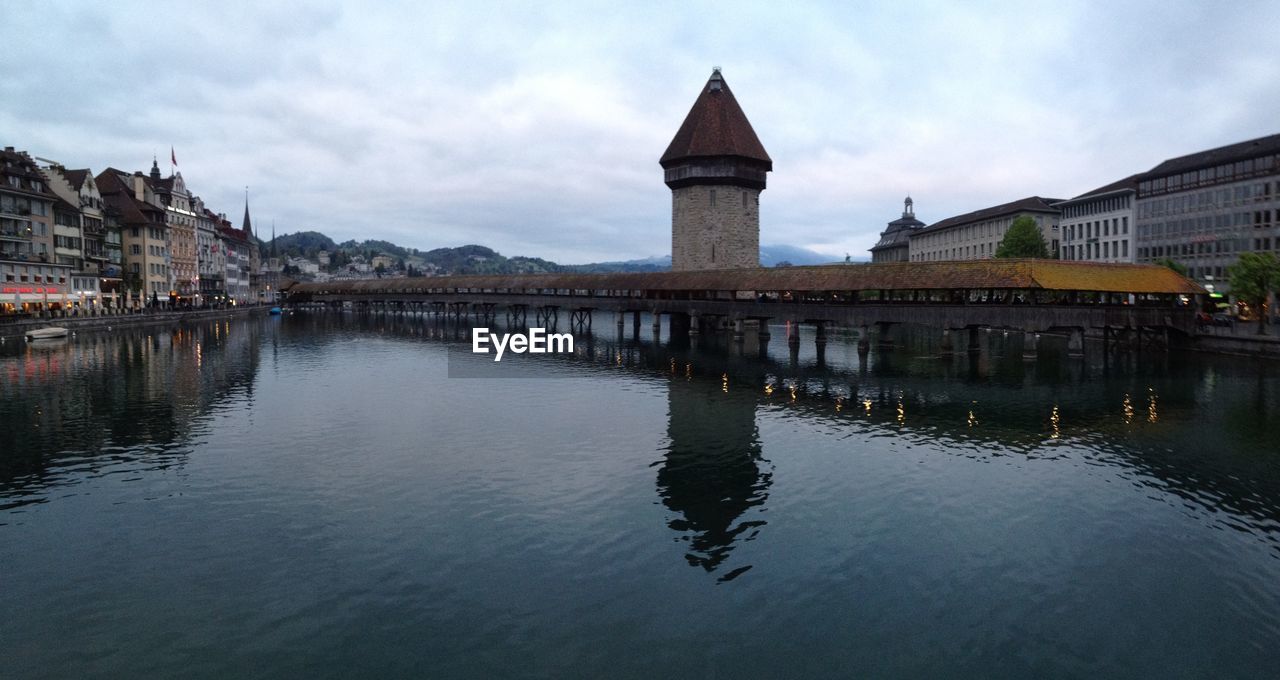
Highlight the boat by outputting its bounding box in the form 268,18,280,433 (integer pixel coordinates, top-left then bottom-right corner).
26,326,69,340
269,307,283,315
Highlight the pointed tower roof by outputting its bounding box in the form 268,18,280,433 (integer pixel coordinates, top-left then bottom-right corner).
242,191,253,237
660,68,772,169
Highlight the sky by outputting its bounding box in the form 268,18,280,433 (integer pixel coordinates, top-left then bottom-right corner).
6,1,1280,263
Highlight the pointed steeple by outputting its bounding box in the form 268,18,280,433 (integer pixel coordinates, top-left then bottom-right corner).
242,188,253,237
660,68,772,170
270,221,276,259
149,157,161,181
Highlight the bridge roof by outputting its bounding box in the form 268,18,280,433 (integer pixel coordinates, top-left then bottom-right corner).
291,260,1204,296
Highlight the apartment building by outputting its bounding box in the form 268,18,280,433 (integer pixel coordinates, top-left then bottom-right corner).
908,196,1061,262
1134,133,1279,293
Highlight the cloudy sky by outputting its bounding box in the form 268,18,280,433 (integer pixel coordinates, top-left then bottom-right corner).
7,1,1279,263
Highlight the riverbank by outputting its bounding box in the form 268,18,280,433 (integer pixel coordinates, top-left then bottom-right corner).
1189,321,1280,358
0,305,270,339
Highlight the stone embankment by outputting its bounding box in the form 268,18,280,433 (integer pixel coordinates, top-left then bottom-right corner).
0,305,269,339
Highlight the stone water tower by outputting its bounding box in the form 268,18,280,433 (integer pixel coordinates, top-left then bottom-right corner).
661,69,772,271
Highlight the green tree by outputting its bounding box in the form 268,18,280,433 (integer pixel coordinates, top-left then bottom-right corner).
1154,258,1188,276
1227,252,1280,334
995,215,1050,258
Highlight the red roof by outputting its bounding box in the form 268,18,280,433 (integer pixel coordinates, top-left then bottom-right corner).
660,69,771,168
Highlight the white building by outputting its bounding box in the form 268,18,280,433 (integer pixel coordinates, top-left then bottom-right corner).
909,196,1062,262
1056,176,1138,263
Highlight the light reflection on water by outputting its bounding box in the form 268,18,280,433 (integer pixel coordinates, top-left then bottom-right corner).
2,311,1280,679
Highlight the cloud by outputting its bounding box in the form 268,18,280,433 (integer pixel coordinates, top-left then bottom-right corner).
5,0,1279,263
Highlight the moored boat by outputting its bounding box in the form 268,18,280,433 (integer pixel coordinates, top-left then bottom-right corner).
26,326,69,340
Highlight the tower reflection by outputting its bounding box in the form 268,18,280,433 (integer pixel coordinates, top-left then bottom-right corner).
657,374,771,581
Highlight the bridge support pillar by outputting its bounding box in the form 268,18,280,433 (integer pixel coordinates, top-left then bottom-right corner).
968,327,982,354
756,319,771,343
632,311,642,338
688,314,700,337
1022,330,1038,361
668,313,690,340
732,318,745,343
940,329,955,356
858,325,870,354
570,309,593,334
814,321,827,348
652,313,661,338
1067,328,1084,358
876,322,895,349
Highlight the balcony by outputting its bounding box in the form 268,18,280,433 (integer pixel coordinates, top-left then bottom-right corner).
1,222,34,241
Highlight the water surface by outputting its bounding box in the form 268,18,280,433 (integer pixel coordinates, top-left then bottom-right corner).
3,313,1279,678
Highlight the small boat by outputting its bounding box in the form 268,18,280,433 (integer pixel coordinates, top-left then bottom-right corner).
26,326,69,340
269,307,283,315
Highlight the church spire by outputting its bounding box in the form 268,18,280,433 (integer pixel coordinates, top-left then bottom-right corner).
149,157,161,181
242,188,253,237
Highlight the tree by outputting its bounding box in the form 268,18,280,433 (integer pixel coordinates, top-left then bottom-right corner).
1227,252,1280,334
1155,258,1188,276
775,260,793,268
995,215,1050,258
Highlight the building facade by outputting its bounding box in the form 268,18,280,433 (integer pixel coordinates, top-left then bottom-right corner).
909,196,1062,262
1134,133,1279,293
149,163,198,303
1,146,73,314
869,196,925,263
195,199,225,303
662,69,771,271
98,169,170,307
1056,176,1138,264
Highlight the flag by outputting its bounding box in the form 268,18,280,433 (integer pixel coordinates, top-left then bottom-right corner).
171,146,177,166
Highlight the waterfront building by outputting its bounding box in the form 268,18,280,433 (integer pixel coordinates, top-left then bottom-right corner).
242,198,264,301
43,166,122,308
1134,133,1279,294
213,211,252,304
193,197,225,303
1,146,73,314
662,68,772,271
148,162,199,303
908,196,1062,262
869,196,925,263
97,168,170,307
1056,176,1138,264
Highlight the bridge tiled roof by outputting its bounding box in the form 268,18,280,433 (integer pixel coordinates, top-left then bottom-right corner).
289,260,1204,296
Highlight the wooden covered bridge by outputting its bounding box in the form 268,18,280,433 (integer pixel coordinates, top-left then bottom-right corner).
282,259,1205,357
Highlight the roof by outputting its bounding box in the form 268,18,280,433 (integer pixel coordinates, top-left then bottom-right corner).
95,168,165,225
659,69,772,168
62,168,91,189
1,147,56,199
1061,173,1140,203
1145,132,1280,178
289,260,1204,296
914,196,1062,236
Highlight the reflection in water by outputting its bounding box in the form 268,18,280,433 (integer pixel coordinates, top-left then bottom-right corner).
4,310,1280,677
0,318,262,508
657,375,771,582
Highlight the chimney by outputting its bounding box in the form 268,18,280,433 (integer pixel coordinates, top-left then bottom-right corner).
132,173,145,201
